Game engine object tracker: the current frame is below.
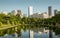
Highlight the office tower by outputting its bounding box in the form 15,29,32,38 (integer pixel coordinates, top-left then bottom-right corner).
54,10,58,16
28,6,33,17
48,6,52,18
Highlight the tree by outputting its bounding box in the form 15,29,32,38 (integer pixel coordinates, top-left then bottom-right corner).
0,22,2,26
12,21,14,25
7,20,10,25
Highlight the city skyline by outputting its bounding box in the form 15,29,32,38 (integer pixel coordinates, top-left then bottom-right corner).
0,0,60,16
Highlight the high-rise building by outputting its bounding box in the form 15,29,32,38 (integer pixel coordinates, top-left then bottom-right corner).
28,6,33,17
54,9,58,16
48,6,52,18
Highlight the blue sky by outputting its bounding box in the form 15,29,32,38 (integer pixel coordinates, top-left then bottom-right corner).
0,0,60,16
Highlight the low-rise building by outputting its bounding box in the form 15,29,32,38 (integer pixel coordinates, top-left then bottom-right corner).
10,10,23,18
29,12,49,19
0,11,8,15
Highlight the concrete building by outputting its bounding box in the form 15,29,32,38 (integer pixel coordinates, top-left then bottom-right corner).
11,10,19,15
54,10,60,16
58,11,60,14
0,11,8,15
30,30,34,38
17,10,23,18
48,6,52,18
11,10,23,18
54,9,58,16
29,12,49,19
28,6,33,17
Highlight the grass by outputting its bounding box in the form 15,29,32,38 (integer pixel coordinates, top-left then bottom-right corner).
0,24,18,30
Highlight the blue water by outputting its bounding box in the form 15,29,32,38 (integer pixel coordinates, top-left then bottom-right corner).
0,29,60,38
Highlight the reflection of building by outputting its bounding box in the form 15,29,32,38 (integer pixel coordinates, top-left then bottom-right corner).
13,32,18,37
29,27,49,37
29,12,49,18
30,27,49,34
44,28,49,33
28,6,33,17
49,30,53,38
4,34,8,36
30,30,34,38
48,6,52,18
12,31,21,37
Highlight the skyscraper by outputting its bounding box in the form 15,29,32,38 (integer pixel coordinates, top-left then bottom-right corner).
28,6,33,17
54,9,58,16
48,6,52,18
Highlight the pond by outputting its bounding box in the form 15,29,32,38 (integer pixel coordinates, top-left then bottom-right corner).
0,26,60,38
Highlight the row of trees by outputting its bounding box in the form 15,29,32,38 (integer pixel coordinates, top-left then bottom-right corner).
0,12,60,28
0,13,22,26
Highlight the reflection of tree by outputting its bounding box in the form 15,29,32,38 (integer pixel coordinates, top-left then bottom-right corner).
7,28,14,35
53,28,60,36
49,30,53,38
12,30,21,37
17,30,21,37
0,29,8,36
0,30,5,36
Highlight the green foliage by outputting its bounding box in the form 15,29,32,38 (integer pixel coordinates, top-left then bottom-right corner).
7,20,10,25
0,13,21,25
0,12,60,27
12,21,14,25
0,22,2,26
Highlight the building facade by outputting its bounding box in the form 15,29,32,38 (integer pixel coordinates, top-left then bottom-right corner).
29,12,49,19
48,6,52,18
54,9,58,16
28,6,33,17
10,10,23,18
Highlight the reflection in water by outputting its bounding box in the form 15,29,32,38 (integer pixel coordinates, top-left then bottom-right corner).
4,34,8,36
29,27,49,38
12,30,21,38
0,26,60,38
29,30,34,38
49,30,53,38
12,32,18,37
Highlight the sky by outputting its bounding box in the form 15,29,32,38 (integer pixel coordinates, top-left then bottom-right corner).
0,0,60,16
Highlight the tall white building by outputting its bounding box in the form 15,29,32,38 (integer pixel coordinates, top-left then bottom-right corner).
28,6,33,17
